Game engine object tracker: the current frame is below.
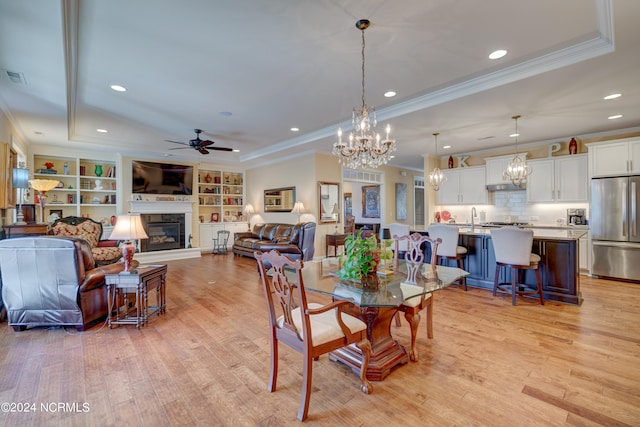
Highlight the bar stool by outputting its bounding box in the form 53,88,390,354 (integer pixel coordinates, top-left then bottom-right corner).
490,227,544,306
427,224,467,291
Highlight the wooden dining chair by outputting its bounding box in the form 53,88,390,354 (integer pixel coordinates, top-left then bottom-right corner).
393,233,441,362
255,249,372,421
344,214,356,235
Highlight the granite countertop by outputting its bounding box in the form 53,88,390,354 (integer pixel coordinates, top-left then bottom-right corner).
456,227,588,240
413,225,588,240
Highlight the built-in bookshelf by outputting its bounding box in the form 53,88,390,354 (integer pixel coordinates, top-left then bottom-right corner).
32,155,117,229
197,169,245,223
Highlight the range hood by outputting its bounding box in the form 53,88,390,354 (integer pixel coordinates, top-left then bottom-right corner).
486,183,526,191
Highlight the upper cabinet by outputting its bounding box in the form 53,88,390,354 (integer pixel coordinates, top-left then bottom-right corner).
527,155,588,203
436,166,487,205
587,138,640,177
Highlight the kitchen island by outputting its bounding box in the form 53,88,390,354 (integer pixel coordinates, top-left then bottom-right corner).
410,227,586,305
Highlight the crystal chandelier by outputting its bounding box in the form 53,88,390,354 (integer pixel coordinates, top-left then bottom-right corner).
333,19,396,169
428,133,447,191
503,115,532,185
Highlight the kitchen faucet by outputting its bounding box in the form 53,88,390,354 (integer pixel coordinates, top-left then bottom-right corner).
471,207,477,230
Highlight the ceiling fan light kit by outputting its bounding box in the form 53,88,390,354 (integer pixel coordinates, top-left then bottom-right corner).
166,128,234,155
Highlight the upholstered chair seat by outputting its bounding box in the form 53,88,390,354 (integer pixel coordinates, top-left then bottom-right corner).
490,227,544,305
51,216,122,266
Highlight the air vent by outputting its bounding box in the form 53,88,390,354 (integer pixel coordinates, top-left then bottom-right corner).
4,70,27,85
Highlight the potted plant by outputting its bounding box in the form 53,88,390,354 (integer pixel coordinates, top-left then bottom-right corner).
338,229,380,286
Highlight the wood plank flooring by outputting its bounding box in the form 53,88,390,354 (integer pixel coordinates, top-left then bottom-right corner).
1,254,639,426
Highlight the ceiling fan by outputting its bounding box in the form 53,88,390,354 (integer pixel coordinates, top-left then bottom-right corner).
166,129,234,155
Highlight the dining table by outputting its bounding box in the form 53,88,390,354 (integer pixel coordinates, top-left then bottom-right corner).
297,258,469,381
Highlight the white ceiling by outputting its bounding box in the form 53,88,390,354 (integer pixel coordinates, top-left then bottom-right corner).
1,0,639,170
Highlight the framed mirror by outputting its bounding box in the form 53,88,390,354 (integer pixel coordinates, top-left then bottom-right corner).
318,182,340,224
264,187,296,212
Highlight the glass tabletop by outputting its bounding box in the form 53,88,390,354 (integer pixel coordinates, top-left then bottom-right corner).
295,258,469,308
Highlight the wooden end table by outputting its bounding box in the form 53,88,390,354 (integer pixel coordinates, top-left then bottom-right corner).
326,233,349,257
105,264,167,328
3,223,50,239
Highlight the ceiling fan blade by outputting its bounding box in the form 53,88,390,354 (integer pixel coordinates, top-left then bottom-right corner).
168,146,192,150
199,140,214,147
165,140,189,146
198,147,210,154
209,146,234,152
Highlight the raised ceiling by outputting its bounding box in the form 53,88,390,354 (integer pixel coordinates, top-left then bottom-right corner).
0,0,639,170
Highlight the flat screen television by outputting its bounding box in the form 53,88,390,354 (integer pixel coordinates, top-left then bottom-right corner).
132,160,193,195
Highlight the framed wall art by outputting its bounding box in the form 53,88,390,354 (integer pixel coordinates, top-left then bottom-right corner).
361,185,380,218
395,183,407,221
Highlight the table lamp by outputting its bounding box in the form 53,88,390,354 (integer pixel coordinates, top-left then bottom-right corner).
12,167,30,225
331,203,339,234
291,201,305,223
242,203,255,231
29,179,60,224
109,213,148,273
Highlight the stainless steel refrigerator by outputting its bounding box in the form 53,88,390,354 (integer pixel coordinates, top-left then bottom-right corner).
591,176,640,281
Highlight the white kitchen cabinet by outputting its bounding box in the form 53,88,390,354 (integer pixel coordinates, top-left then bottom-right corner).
579,233,589,271
587,138,640,177
527,155,588,203
436,166,487,205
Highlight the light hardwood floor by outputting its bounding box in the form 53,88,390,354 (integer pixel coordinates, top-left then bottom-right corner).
1,254,639,426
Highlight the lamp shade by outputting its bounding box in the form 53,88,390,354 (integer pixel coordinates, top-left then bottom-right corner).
291,201,305,215
29,179,59,192
109,213,149,241
12,168,29,189
242,204,255,215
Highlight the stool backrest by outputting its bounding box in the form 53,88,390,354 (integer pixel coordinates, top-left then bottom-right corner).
388,223,410,251
427,224,459,257
490,227,534,266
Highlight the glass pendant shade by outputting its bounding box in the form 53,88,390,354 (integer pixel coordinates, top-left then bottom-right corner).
503,115,532,185
428,133,447,191
333,19,396,169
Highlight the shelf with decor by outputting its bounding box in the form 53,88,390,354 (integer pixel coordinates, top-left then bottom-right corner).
31,155,117,227
197,168,245,226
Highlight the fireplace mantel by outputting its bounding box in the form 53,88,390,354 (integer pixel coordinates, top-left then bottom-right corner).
129,200,193,214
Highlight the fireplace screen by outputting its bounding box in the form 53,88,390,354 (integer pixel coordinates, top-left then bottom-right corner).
145,222,181,251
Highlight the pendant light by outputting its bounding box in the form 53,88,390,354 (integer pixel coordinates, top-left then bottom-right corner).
503,115,532,185
332,19,396,169
428,132,447,191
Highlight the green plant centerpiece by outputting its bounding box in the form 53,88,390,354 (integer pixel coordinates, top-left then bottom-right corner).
338,230,380,287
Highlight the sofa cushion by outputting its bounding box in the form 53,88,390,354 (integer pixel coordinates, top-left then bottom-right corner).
273,225,292,242
261,224,279,241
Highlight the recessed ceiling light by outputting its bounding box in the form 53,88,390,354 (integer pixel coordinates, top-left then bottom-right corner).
442,145,451,149
96,128,108,133
608,114,623,120
510,133,520,138
219,111,232,117
232,149,240,152
604,93,621,100
489,49,507,60
384,91,396,98
290,127,299,132
110,84,127,92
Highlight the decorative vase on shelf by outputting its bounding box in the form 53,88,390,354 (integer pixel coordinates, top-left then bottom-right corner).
94,165,103,177
569,138,578,155
448,155,454,169
205,173,212,183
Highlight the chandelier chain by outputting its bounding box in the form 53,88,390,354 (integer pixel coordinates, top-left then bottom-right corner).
361,27,366,109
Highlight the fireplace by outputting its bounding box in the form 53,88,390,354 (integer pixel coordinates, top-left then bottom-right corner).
139,214,185,252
